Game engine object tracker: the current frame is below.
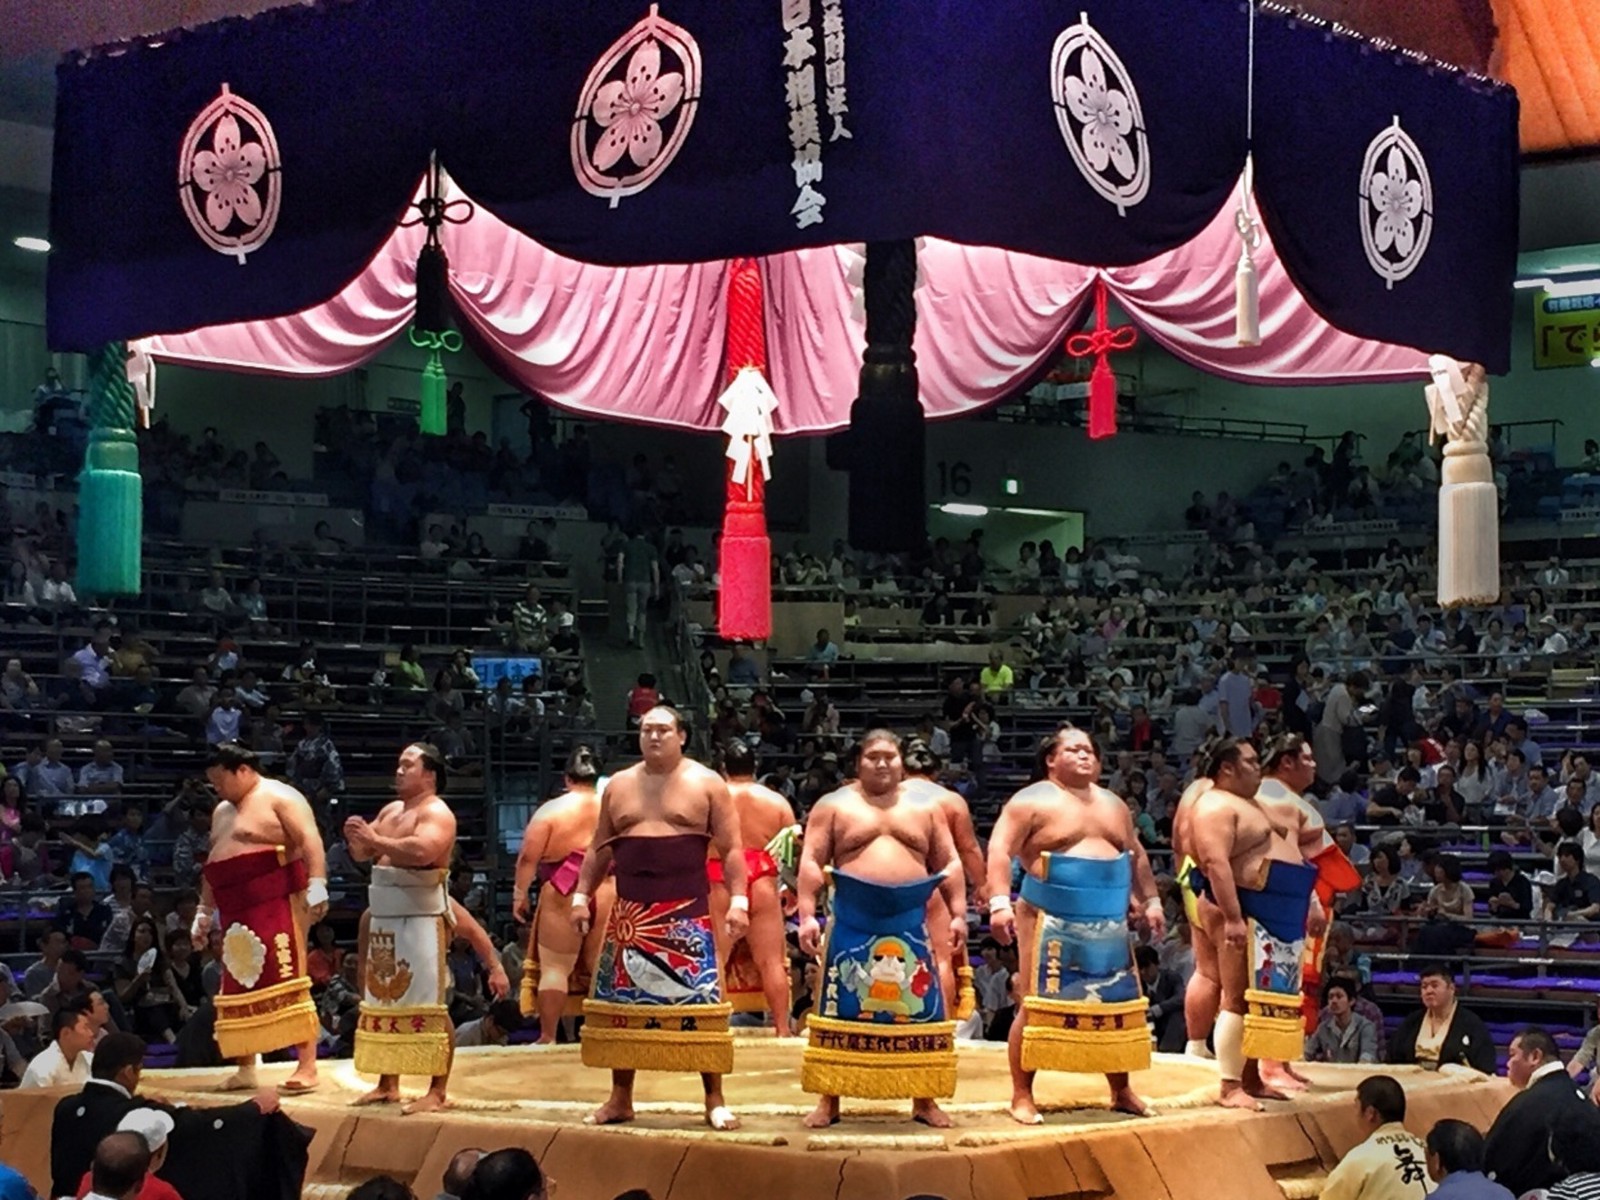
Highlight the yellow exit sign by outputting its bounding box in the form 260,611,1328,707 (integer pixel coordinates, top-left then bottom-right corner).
1534,289,1600,368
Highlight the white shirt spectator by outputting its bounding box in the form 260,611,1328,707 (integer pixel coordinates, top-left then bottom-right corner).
40,577,78,607
19,1041,93,1089
78,760,125,793
71,644,112,689
207,704,244,746
29,758,74,797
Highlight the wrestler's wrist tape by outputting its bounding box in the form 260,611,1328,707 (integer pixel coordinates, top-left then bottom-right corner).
729,895,749,912
305,877,328,908
191,907,216,937
571,891,590,909
987,896,1013,914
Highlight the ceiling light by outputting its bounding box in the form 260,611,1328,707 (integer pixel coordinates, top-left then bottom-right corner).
12,236,50,253
937,503,989,517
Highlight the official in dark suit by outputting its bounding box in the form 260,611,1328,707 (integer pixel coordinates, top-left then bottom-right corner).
1385,964,1497,1074
50,1032,307,1200
1484,1026,1600,1198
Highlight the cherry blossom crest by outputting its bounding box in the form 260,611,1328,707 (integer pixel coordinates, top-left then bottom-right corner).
178,84,282,264
1050,13,1150,217
1359,116,1433,289
571,5,703,209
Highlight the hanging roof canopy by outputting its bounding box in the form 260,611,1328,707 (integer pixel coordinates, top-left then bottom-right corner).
47,0,1519,378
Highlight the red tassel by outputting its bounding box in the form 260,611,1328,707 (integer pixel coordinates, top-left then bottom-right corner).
1088,358,1117,440
716,258,772,641
1065,278,1136,442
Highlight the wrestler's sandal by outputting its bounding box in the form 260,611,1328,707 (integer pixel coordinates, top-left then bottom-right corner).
706,1106,741,1131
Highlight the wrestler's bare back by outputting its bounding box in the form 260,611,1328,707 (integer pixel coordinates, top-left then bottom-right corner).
209,778,318,865
810,783,945,883
370,795,456,869
523,789,603,864
726,780,795,853
1003,780,1139,866
1254,783,1329,862
601,759,723,838
1191,787,1298,888
1168,777,1212,866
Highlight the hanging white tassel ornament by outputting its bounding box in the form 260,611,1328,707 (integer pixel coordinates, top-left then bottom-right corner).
1234,159,1261,347
1427,355,1498,608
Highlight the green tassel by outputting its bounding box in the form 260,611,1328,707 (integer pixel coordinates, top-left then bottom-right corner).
419,347,447,436
77,344,142,597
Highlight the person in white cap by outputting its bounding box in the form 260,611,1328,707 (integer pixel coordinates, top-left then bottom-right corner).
19,1005,95,1089
75,1109,182,1200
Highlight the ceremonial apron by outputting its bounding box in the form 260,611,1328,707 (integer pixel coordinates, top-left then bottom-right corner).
707,846,781,1014
1018,851,1148,1075
581,833,733,1074
355,865,453,1077
520,849,593,1020
801,869,956,1100
204,847,319,1059
1184,858,1318,1062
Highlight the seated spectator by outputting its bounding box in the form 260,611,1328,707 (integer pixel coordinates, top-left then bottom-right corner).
173,669,215,721
55,873,113,950
24,928,69,999
461,1148,549,1200
1134,944,1184,1053
234,669,269,712
81,1129,152,1200
1424,1119,1512,1200
1331,823,1369,869
726,643,762,689
205,687,244,746
348,1179,415,1200
105,807,149,878
238,578,273,634
79,741,126,799
978,649,1015,702
21,1004,96,1089
805,627,840,672
1546,1106,1600,1199
306,923,344,988
40,559,80,612
198,570,240,626
1319,1075,1431,1200
30,738,76,800
453,999,525,1048
1485,1026,1600,1199
1483,850,1534,922
1304,978,1378,1065
438,1150,485,1200
1386,964,1495,1073
284,713,345,807
394,643,427,691
164,931,204,1014
624,673,659,729
112,917,187,1043
38,949,93,1018
171,807,210,891
431,711,479,771
1546,841,1600,921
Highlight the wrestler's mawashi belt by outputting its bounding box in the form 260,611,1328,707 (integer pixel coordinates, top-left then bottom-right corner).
707,848,783,1014
355,865,453,1078
581,833,733,1075
801,868,956,1100
204,847,319,1059
1189,859,1317,1062
1018,852,1148,1075
522,849,592,1020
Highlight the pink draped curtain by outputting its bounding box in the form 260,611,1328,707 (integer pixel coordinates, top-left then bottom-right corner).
138,176,1428,433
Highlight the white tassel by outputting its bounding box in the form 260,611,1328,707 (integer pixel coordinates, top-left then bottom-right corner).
1235,245,1259,347
1427,357,1498,608
1234,157,1261,347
